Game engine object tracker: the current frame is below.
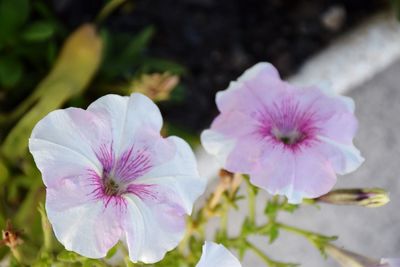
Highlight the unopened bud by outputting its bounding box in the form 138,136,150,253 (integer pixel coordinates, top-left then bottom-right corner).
317,188,389,208
325,243,386,267
131,72,179,102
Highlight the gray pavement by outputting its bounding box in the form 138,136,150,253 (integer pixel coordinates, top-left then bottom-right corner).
231,60,400,267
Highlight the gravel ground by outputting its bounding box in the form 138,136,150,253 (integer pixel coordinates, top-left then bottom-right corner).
226,59,400,267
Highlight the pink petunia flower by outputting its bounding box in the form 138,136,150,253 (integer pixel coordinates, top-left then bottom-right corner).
196,242,242,267
29,93,205,263
201,63,364,203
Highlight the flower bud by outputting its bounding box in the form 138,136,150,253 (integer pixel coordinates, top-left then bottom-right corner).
316,188,390,208
130,72,179,102
325,243,387,267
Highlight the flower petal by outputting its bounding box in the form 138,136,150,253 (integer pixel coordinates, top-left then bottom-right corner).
317,135,364,174
251,147,336,203
201,130,236,167
46,179,122,258
123,193,186,263
216,63,281,114
87,93,162,155
29,108,109,186
135,136,206,213
196,242,242,267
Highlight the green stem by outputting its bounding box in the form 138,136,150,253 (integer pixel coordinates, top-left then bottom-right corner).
219,197,229,239
10,247,23,264
245,240,285,267
245,177,256,225
277,222,337,248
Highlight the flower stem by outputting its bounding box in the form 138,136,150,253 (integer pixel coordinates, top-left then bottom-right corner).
245,240,298,267
276,222,337,250
245,176,256,225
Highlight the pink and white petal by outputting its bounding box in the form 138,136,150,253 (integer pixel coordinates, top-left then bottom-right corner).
87,93,162,154
319,113,359,145
201,129,236,167
291,148,337,202
250,148,298,202
317,135,364,175
29,139,99,187
136,136,205,213
123,194,186,263
251,147,336,203
225,136,265,173
46,181,122,258
196,242,242,267
29,108,109,186
215,81,265,114
210,111,261,138
237,62,280,82
216,63,282,115
294,87,357,131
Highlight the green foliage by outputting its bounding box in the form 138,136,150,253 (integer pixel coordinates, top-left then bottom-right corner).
392,0,400,20
0,0,63,93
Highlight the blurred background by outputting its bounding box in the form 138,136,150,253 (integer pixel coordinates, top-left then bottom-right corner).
0,0,400,266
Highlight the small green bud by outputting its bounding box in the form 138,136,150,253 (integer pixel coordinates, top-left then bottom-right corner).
316,188,390,208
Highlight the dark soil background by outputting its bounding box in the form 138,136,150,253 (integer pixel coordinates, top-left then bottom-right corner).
53,0,387,132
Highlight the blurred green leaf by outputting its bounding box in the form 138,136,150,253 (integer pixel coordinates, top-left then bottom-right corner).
141,58,187,75
0,0,30,44
392,0,400,20
0,57,23,88
121,26,155,61
269,224,279,243
0,159,9,185
101,26,155,79
2,24,103,161
21,21,55,42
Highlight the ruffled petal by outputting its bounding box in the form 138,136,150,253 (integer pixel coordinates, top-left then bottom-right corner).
196,242,242,267
123,193,186,263
216,63,282,114
87,93,162,155
225,136,265,173
316,135,364,174
135,136,205,213
46,178,122,258
29,108,110,186
200,129,236,168
251,147,336,203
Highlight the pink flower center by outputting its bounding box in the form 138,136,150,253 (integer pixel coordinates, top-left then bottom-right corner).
258,97,320,149
271,127,305,145
88,143,155,208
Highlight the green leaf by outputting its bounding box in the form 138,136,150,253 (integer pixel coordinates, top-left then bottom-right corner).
265,201,279,218
141,58,187,75
0,57,23,88
269,224,279,243
21,21,55,42
282,203,299,213
0,0,30,43
121,26,155,60
0,159,9,185
57,251,84,263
